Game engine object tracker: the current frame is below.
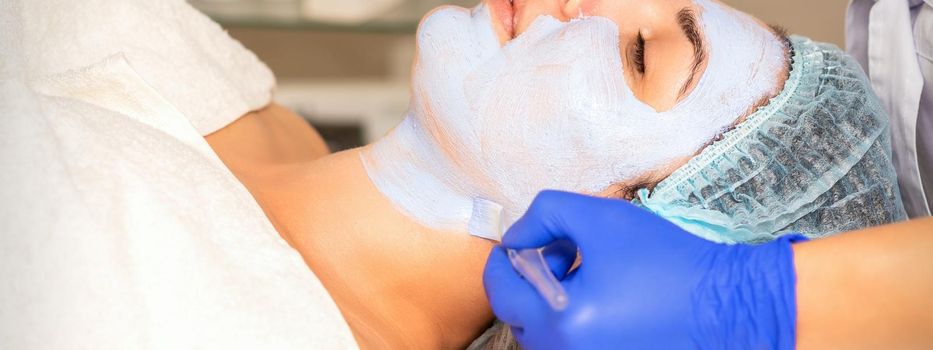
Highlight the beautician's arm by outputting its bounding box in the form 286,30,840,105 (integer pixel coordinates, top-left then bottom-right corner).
484,191,933,349
795,217,933,349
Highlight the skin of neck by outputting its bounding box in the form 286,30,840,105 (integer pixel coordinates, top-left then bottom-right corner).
209,108,496,349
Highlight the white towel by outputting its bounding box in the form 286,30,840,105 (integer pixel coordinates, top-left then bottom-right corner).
0,1,357,348
9,0,275,136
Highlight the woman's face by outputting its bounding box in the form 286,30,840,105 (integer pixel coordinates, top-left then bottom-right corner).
488,0,780,112
484,0,788,198
362,0,788,233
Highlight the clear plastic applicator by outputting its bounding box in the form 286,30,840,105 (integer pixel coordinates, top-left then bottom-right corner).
506,248,569,311
470,198,569,311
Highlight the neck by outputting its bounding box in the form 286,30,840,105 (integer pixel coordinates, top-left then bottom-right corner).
243,147,495,349
361,118,514,241
361,118,479,233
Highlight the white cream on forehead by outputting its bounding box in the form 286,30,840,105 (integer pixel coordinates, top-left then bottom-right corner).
361,0,785,240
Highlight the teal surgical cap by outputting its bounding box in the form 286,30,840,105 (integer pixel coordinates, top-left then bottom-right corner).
636,36,907,244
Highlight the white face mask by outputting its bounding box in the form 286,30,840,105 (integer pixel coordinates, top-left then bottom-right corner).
361,0,786,240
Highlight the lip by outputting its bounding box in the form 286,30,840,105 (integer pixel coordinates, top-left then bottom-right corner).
486,0,516,41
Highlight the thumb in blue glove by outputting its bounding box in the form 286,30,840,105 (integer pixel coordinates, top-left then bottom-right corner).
483,190,804,350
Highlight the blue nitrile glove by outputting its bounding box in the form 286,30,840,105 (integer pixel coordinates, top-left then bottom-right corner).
483,190,804,350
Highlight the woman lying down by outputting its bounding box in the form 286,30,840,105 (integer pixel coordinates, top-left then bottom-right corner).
211,0,906,347
4,0,905,348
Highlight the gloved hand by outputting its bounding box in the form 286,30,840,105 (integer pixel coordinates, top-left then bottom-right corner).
483,190,804,350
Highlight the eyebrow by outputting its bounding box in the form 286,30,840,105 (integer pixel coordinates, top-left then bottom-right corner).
676,8,706,99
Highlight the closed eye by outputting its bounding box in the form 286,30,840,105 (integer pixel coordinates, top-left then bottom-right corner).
633,31,646,74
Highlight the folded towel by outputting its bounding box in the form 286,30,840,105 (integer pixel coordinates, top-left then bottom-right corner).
9,0,275,135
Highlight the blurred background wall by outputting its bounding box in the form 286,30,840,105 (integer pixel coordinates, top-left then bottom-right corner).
722,0,849,48
191,0,852,149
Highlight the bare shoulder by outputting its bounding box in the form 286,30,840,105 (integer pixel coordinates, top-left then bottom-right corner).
205,102,330,173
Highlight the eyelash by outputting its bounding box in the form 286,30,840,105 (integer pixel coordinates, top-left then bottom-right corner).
633,32,646,74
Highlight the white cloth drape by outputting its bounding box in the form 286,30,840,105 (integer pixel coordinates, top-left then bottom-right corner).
0,0,357,348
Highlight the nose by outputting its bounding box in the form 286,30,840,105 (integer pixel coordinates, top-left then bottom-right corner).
513,0,587,36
